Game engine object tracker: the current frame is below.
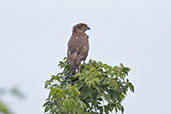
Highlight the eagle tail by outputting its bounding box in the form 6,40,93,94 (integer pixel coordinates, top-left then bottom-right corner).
69,64,78,76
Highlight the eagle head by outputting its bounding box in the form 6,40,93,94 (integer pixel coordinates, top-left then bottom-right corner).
73,23,90,32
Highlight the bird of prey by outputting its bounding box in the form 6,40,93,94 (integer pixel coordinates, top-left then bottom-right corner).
67,23,90,76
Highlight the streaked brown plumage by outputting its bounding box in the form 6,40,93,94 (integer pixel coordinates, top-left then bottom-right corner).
67,23,90,76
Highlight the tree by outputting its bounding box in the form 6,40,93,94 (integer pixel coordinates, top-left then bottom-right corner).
44,57,134,114
0,87,24,114
0,99,10,114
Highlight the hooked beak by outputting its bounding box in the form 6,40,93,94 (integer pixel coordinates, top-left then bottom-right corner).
87,26,90,30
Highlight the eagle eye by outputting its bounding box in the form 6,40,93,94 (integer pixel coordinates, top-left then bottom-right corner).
81,25,86,28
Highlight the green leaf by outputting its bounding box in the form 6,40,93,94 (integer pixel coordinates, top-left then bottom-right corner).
127,82,135,92
44,105,50,113
0,99,10,114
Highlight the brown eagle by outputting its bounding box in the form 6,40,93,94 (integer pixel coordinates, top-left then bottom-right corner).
67,23,90,76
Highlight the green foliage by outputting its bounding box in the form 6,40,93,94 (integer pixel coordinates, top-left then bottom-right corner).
0,99,10,114
0,87,25,114
44,57,134,114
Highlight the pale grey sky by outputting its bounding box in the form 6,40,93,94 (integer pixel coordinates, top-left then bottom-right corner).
0,0,171,114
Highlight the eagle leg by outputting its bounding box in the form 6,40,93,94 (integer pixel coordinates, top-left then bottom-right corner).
77,64,82,73
69,64,77,76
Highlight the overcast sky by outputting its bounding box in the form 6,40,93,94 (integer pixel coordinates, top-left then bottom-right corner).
0,0,171,114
